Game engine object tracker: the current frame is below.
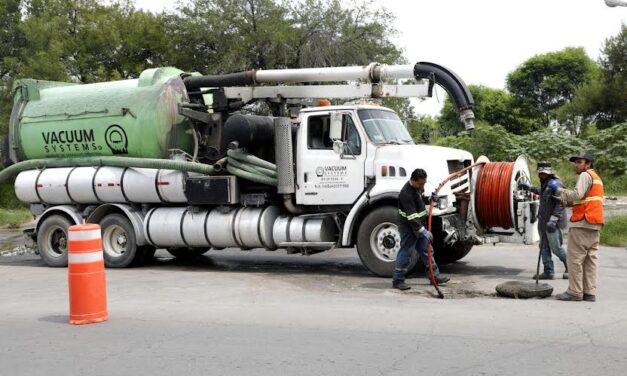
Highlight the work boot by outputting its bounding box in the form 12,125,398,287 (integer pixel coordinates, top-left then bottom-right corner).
532,272,555,280
427,275,450,284
583,294,596,302
556,292,583,301
562,272,569,279
392,281,411,291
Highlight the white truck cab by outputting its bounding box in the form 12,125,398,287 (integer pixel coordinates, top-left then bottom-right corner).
296,105,472,206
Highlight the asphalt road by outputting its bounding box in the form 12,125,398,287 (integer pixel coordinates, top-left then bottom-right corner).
1,241,627,376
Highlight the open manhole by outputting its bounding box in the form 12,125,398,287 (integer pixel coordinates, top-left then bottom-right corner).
496,281,553,299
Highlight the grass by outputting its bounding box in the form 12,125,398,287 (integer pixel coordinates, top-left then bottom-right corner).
0,180,31,228
0,208,32,229
600,215,627,247
0,182,26,209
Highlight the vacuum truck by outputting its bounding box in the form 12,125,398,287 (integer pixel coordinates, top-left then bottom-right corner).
1,62,539,277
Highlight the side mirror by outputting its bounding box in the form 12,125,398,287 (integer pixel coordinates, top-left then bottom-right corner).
332,140,345,155
329,112,342,140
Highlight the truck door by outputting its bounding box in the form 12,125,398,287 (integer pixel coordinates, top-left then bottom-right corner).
296,112,366,205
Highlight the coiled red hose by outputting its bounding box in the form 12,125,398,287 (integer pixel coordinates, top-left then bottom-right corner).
425,160,516,298
474,162,514,229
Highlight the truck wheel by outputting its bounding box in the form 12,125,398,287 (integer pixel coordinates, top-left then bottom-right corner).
166,248,208,259
434,241,473,264
100,214,140,268
356,206,418,277
37,215,72,267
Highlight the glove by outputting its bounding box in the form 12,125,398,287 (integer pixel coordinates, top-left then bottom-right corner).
518,182,530,191
418,228,434,243
547,179,560,194
429,192,438,203
546,215,558,233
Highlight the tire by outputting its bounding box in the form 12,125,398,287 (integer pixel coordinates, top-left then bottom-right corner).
100,214,140,268
356,206,418,277
433,241,473,265
166,248,208,259
37,215,72,267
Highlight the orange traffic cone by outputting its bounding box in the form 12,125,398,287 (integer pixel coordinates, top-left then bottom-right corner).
67,223,108,325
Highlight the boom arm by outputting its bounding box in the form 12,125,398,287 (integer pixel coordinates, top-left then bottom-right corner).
183,61,475,131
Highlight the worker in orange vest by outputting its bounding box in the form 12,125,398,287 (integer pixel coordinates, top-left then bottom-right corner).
555,152,604,302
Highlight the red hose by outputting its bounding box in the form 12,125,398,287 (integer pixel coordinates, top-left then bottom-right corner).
426,162,486,298
475,162,514,229
425,161,515,298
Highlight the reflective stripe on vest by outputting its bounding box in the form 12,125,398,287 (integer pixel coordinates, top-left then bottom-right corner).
572,196,603,205
399,209,427,220
571,169,604,224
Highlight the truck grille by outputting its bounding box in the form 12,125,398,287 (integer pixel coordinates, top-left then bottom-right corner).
447,159,472,193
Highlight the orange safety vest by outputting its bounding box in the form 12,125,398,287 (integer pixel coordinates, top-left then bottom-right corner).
571,169,604,224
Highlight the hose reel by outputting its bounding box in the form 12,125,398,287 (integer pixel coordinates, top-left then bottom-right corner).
469,156,538,244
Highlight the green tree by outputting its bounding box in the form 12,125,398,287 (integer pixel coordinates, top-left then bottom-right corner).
506,47,598,127
168,0,294,73
438,85,536,135
435,122,520,162
558,25,626,131
287,0,400,67
166,0,402,73
14,0,167,82
407,116,439,144
0,0,25,80
0,0,168,135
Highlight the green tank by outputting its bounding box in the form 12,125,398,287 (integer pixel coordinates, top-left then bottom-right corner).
8,67,193,162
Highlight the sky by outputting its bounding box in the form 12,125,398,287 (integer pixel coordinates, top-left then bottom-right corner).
134,0,626,115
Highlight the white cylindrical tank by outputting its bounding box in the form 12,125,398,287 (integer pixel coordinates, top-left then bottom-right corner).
144,206,282,250
14,167,190,204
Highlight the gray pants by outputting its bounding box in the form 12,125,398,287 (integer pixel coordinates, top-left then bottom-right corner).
540,228,567,275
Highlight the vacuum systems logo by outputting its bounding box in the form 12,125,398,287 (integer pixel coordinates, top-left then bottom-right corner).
41,129,101,154
105,124,128,154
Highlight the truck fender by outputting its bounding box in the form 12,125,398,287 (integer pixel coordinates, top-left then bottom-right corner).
86,204,148,246
341,192,399,247
341,193,369,247
35,205,83,233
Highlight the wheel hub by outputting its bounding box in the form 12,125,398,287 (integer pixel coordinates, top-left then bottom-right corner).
103,225,128,257
370,222,401,263
116,234,127,247
382,235,396,249
47,226,68,256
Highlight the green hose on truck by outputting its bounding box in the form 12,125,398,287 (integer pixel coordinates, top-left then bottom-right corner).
0,153,277,186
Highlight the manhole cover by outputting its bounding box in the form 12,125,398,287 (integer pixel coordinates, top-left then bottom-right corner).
496,281,553,299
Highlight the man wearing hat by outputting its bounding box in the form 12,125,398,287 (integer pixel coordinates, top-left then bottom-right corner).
555,152,604,302
519,161,568,280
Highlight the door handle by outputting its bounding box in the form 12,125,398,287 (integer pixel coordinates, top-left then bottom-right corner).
304,172,309,183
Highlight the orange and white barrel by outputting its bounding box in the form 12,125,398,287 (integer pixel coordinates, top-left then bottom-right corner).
67,223,108,325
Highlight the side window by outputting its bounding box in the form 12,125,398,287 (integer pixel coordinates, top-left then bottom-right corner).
307,115,333,150
342,115,361,155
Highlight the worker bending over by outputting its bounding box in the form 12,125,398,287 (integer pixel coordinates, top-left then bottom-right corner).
393,168,450,291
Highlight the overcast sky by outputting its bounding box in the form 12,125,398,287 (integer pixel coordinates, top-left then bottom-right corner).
134,0,626,115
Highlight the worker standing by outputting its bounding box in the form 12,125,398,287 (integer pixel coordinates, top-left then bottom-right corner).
393,168,450,291
555,152,604,302
518,161,568,279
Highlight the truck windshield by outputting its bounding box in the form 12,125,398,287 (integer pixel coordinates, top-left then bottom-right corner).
357,109,414,145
